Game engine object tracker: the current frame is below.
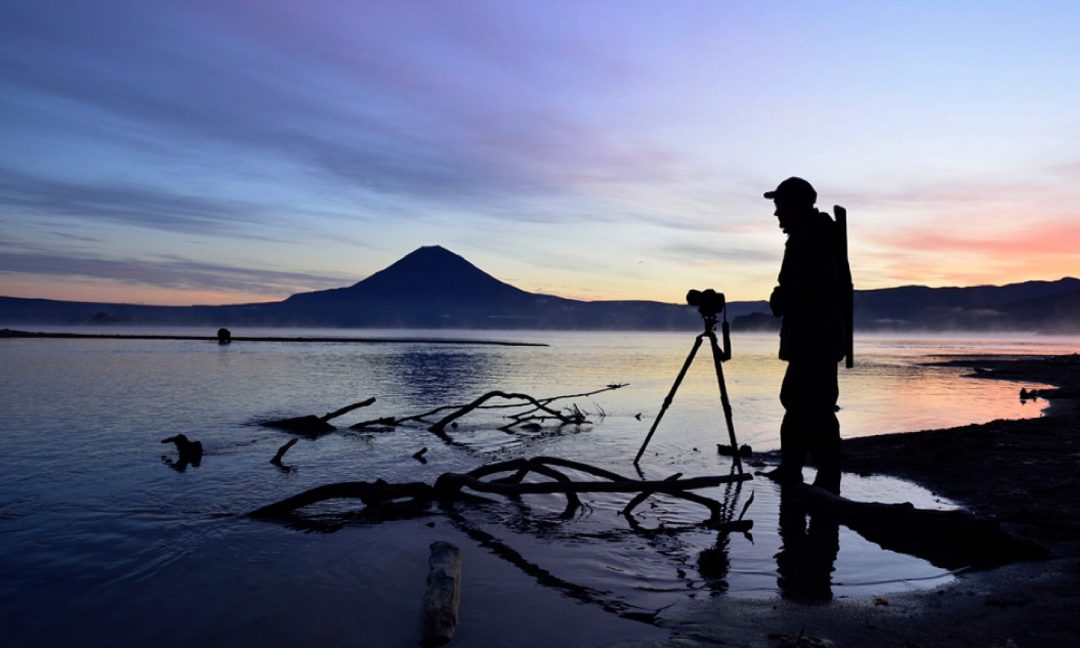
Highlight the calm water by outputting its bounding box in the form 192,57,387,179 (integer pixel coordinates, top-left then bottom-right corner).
1,329,1076,646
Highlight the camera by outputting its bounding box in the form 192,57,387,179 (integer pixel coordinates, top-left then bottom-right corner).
686,289,726,318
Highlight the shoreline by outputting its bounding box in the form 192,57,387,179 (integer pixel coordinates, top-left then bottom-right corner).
0,328,548,347
653,353,1080,646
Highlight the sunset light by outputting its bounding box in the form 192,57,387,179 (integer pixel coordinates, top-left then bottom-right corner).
1,2,1077,305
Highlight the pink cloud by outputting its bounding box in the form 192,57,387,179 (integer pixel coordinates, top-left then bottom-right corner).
863,218,1080,286
869,219,1080,257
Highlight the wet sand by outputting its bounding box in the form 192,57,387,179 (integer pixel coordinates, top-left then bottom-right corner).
648,354,1080,647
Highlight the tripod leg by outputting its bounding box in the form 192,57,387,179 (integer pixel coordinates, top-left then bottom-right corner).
708,333,744,474
634,335,704,466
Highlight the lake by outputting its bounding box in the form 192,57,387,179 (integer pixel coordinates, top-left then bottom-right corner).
1,329,1076,646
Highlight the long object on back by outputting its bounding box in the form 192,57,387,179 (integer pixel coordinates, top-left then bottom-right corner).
834,205,855,368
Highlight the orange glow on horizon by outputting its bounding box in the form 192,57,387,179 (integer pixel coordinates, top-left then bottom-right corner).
863,219,1080,288
0,277,276,307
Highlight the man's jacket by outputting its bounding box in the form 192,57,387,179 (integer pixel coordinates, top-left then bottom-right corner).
771,209,847,363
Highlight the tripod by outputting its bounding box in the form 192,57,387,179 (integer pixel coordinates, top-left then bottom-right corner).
633,310,744,475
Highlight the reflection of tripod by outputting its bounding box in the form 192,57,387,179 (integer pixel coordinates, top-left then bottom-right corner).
633,310,744,475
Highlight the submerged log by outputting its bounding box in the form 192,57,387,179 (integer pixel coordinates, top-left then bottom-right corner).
421,541,463,646
261,414,335,437
791,482,1048,569
262,397,376,437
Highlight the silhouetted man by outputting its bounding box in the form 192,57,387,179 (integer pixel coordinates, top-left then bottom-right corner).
764,177,846,493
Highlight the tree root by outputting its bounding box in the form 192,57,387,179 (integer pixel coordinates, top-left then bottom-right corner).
250,455,751,529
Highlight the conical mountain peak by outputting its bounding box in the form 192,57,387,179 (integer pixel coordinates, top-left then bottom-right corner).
354,245,472,286
343,245,529,303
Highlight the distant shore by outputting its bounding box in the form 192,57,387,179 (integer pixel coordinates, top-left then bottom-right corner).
0,328,548,347
656,353,1080,646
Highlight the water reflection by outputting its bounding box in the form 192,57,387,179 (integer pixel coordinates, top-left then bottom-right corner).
696,533,731,593
383,348,499,403
775,484,839,601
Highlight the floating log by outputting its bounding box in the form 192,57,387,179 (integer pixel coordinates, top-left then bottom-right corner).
421,541,463,646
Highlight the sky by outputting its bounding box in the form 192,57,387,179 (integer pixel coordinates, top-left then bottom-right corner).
1,1,1078,306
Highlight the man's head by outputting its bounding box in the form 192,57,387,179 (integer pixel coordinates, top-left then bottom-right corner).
764,177,816,232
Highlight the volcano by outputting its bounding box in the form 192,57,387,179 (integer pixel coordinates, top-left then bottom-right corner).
270,245,759,328
286,246,531,306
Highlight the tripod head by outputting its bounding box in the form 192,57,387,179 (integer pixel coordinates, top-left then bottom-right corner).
686,288,731,359
686,289,725,322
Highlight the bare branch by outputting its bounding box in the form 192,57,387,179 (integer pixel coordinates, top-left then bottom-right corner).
270,438,299,466
429,391,575,435
320,397,376,423
345,384,627,435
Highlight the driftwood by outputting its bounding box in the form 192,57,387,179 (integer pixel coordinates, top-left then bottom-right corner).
320,398,378,422
429,391,579,435
421,541,463,646
261,397,376,437
161,434,203,470
250,455,752,529
789,481,1048,569
250,480,435,518
349,385,627,439
249,457,753,624
270,438,299,466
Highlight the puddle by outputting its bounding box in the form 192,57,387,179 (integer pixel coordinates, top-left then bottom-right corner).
406,469,962,619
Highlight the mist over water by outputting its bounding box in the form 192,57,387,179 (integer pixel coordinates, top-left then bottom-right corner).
1,330,1075,645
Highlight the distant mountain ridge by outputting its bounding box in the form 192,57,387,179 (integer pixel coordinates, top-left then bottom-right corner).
853,278,1080,332
0,245,1077,332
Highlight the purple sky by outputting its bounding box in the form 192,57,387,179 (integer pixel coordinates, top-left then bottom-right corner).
1,1,1078,305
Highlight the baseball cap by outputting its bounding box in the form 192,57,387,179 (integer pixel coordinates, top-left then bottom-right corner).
763,177,817,205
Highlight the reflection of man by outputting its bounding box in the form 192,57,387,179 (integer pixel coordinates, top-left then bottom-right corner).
775,485,839,601
764,177,846,493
